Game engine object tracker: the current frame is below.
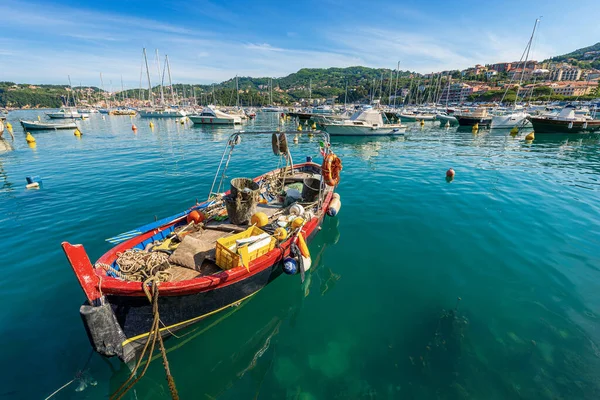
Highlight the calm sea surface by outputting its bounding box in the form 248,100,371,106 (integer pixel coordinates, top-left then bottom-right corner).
1,110,599,399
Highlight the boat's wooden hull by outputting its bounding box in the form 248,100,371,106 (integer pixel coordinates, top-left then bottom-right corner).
102,259,281,362
63,162,333,363
529,117,600,133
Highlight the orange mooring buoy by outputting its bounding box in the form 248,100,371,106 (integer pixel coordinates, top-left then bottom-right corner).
132,124,138,132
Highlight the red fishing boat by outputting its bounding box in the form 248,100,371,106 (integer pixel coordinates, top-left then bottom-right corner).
62,131,342,363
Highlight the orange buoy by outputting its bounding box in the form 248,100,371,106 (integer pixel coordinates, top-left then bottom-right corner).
446,168,455,178
186,210,205,224
132,124,138,132
297,233,310,258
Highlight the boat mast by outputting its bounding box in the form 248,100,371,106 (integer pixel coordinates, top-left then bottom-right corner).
143,48,153,106
344,80,348,109
120,75,125,106
139,61,143,102
165,55,175,105
236,76,239,108
100,72,107,108
388,70,393,106
67,75,74,107
155,49,165,105
515,18,540,107
309,77,312,104
393,61,400,109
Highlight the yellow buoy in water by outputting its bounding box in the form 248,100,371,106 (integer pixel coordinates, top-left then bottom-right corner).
311,122,317,130
37,115,41,121
149,122,154,128
180,118,185,125
26,132,36,143
74,128,81,136
6,122,13,132
472,123,479,133
420,119,425,126
510,126,519,136
297,124,302,132
525,131,535,141
293,135,299,143
251,212,269,227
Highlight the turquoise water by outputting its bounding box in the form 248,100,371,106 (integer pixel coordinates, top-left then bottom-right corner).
1,111,600,399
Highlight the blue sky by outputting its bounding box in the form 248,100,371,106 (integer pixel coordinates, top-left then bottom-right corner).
0,0,598,87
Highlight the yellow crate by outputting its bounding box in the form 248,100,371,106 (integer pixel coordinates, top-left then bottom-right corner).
215,226,276,270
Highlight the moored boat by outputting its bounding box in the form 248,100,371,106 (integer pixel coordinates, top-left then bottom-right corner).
490,110,531,129
528,105,600,133
61,131,342,363
20,119,78,130
46,108,88,119
322,107,406,136
399,111,436,122
455,107,492,127
138,108,186,118
189,105,242,125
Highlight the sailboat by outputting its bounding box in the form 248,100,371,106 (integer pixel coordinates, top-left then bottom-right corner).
138,49,186,118
491,19,540,129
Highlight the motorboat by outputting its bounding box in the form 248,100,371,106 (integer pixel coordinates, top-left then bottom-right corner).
455,107,492,127
490,110,531,129
138,108,186,118
20,120,78,130
399,110,436,122
322,107,406,136
435,112,458,124
189,105,242,125
46,108,88,119
528,105,600,133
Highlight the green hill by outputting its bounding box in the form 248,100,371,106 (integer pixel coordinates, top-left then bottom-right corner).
550,42,600,69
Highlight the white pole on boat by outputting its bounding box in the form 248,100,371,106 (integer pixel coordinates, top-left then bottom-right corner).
155,49,165,105
143,48,153,106
393,61,400,109
166,55,176,105
139,61,144,102
516,18,540,107
388,70,393,106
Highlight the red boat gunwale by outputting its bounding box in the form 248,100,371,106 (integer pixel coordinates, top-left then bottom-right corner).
62,162,333,303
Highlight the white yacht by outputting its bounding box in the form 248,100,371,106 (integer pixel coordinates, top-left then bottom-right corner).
138,108,187,118
322,107,406,136
188,105,242,125
46,108,88,119
490,107,531,129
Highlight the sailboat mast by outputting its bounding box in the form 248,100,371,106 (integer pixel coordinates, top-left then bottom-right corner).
139,61,143,102
236,76,239,108
143,48,153,106
165,55,175,105
344,81,348,109
155,49,165,105
516,18,540,106
100,72,107,108
393,61,400,108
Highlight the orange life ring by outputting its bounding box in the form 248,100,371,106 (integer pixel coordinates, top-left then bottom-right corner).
322,153,342,186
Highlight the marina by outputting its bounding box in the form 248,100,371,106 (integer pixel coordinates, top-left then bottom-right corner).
1,2,600,399
1,109,600,399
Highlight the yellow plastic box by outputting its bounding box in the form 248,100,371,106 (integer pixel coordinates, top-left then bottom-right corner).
215,226,276,270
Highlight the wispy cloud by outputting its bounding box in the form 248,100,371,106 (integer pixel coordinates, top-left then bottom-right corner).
0,0,598,85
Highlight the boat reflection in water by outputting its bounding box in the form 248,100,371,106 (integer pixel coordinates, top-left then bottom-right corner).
108,216,341,398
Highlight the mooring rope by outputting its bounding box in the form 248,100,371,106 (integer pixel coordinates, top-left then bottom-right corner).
110,280,179,400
